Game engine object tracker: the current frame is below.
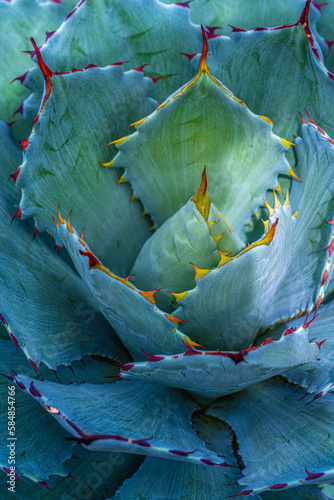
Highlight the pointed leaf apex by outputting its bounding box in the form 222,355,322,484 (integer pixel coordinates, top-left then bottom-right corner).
191,166,211,220
30,37,53,79
199,26,210,75
299,0,311,27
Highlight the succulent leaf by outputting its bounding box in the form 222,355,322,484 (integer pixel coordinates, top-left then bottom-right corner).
131,168,245,310
195,10,334,149
316,0,334,72
14,376,228,466
114,414,262,500
174,204,294,350
21,0,202,121
17,60,157,273
262,486,330,500
279,300,334,399
0,195,125,370
0,121,22,206
188,0,317,33
120,324,318,400
58,217,196,358
113,33,289,229
1,432,142,498
208,379,334,495
0,0,65,123
0,340,74,484
262,121,334,326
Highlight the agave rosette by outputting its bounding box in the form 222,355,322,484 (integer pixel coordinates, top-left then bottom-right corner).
1,0,334,498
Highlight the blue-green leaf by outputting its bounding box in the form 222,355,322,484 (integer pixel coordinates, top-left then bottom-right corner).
14,376,228,466
22,0,202,121
57,216,196,358
174,204,294,350
194,9,334,150
0,442,143,498
262,120,334,326
0,0,65,122
0,121,22,206
208,380,334,495
131,168,245,310
114,414,261,500
112,36,289,229
280,300,334,400
17,58,157,273
0,341,74,485
0,195,125,370
120,324,318,400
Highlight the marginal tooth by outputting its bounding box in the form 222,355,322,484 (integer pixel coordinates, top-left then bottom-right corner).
168,291,189,303
58,203,65,224
272,188,281,209
254,211,260,219
284,187,290,206
212,232,224,245
116,174,126,184
184,336,204,348
141,209,148,217
207,220,216,233
293,209,299,218
139,289,160,305
259,115,274,126
164,314,187,327
217,249,232,268
99,159,114,168
66,210,74,233
79,227,86,247
276,182,284,196
263,198,275,218
52,216,59,229
107,136,129,147
129,117,147,128
281,137,296,149
261,218,270,232
190,262,211,281
288,165,302,182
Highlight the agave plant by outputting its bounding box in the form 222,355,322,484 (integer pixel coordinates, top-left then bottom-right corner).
1,0,334,498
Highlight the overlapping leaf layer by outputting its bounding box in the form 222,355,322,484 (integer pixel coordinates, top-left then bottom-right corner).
2,0,334,498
